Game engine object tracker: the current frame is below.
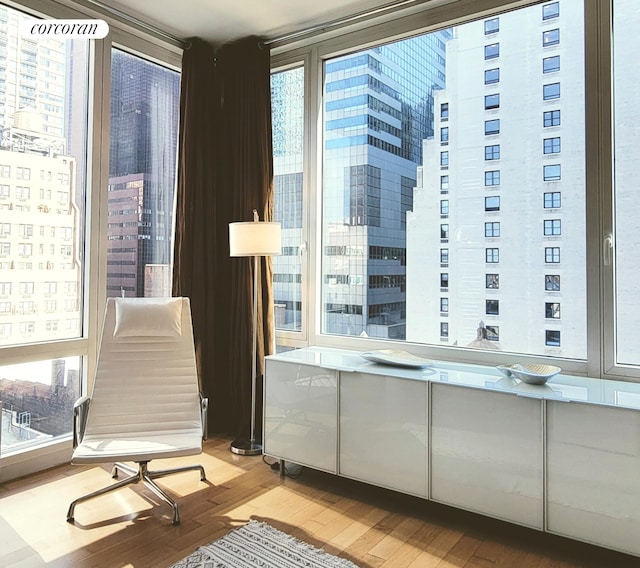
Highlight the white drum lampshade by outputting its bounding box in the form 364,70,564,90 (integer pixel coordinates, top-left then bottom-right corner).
229,219,281,257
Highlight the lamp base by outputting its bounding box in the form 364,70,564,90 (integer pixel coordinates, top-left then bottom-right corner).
230,438,262,456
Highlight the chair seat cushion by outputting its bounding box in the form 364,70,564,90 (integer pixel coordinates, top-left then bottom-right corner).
72,430,203,464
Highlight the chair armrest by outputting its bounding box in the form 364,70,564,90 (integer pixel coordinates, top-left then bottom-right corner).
200,394,208,441
72,396,91,448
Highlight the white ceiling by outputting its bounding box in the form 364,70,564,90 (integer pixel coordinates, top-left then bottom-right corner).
100,0,400,45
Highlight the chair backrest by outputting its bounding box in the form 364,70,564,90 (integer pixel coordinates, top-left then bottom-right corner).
84,297,202,440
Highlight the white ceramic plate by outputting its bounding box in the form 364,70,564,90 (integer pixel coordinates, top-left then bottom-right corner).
496,363,561,385
361,349,434,368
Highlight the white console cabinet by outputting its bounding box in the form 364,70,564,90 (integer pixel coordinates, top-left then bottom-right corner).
263,359,338,473
547,400,640,556
340,371,428,497
264,347,640,558
431,384,543,528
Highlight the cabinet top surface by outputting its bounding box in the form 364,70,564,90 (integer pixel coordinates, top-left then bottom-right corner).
266,347,640,411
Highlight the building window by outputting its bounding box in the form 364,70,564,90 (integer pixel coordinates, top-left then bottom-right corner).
485,196,500,211
545,330,561,347
440,273,449,289
544,109,561,127
545,302,561,319
440,298,449,312
440,175,449,192
441,127,449,143
544,192,561,208
16,186,31,200
485,119,500,135
19,281,35,294
485,93,500,110
440,248,449,264
485,222,500,237
543,83,561,100
543,2,560,20
544,219,561,236
484,18,499,34
544,164,561,181
440,224,449,240
440,322,449,338
16,167,31,180
486,299,499,315
544,137,561,154
485,144,500,160
485,170,500,186
484,43,499,60
545,247,561,263
543,29,560,47
484,68,500,84
486,274,499,289
440,151,449,167
543,55,560,73
440,102,449,120
440,200,449,215
545,274,561,291
486,248,500,263
18,243,33,257
486,325,500,341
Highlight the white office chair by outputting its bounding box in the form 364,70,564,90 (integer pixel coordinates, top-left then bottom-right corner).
67,297,208,525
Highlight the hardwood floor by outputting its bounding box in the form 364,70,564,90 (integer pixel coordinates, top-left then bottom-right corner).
1,435,638,568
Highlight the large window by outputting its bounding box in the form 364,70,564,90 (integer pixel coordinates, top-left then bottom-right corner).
1,0,181,477
613,0,640,366
311,0,587,359
0,4,89,457
272,67,305,335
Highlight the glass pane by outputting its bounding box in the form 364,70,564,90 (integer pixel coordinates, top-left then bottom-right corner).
107,50,180,298
271,67,304,333
1,357,82,455
0,5,88,346
613,0,640,365
321,0,586,357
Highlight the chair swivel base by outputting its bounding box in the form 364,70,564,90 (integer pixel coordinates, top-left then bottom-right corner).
66,460,206,525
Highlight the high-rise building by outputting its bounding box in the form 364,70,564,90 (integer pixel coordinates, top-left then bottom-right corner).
0,6,81,347
407,0,587,358
107,51,180,298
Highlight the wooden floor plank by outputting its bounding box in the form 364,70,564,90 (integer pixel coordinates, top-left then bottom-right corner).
1,435,640,568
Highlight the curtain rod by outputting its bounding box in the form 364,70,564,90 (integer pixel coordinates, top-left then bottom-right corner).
82,0,188,48
80,0,430,49
262,0,429,46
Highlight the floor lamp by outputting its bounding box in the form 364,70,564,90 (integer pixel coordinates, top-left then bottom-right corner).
229,209,281,455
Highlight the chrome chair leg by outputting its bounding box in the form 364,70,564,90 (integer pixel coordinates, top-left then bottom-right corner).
67,470,140,523
147,464,206,482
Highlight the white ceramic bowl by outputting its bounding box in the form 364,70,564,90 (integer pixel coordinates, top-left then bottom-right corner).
496,363,561,385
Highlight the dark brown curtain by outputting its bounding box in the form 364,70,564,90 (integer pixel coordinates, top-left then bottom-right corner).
173,36,273,438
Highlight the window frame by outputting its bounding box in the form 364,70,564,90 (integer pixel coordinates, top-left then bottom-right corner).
484,42,500,60
485,144,500,160
543,82,561,100
484,67,500,84
543,55,560,73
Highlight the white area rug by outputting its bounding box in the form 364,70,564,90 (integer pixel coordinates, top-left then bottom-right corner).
169,520,359,568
